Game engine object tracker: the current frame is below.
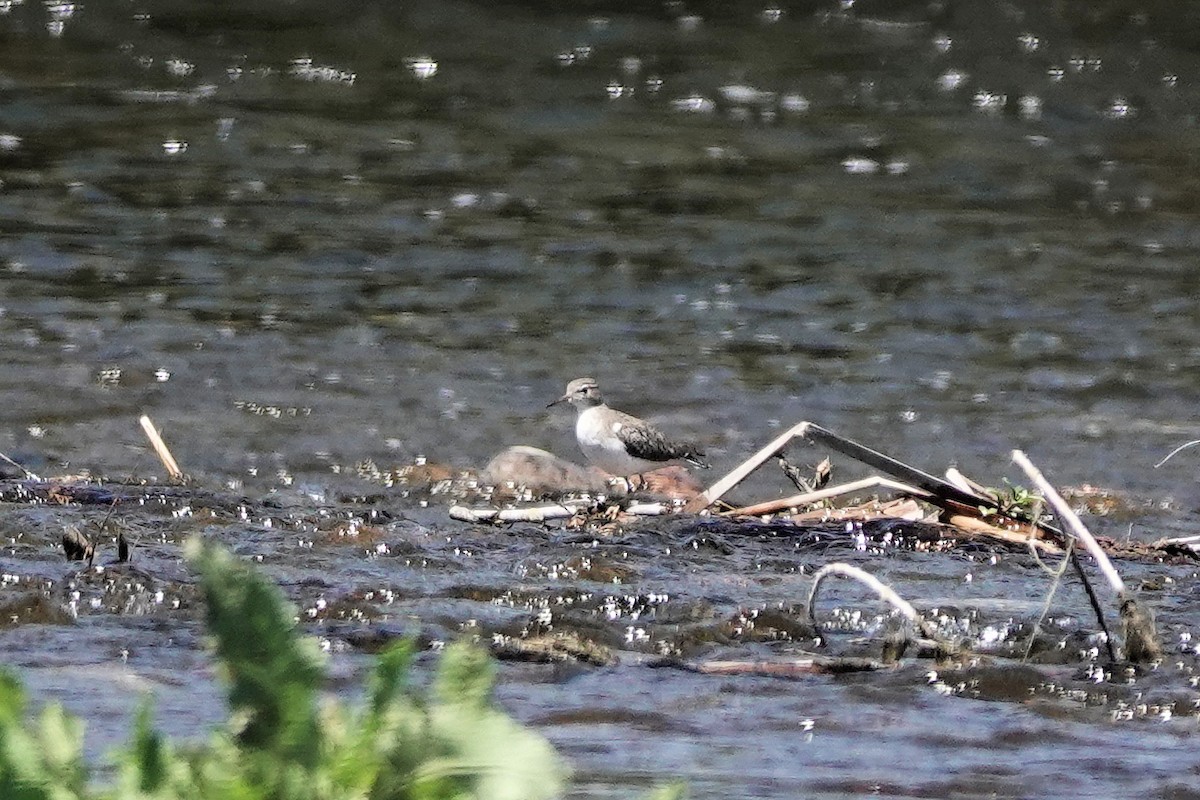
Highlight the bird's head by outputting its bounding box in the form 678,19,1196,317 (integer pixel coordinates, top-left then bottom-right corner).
548,377,604,409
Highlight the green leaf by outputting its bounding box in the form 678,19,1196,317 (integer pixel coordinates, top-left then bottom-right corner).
186,538,326,766
643,783,688,800
433,642,494,712
367,640,415,717
120,701,169,794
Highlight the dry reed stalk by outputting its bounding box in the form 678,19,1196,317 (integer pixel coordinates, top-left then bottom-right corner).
944,467,997,500
684,422,811,512
139,415,183,480
1012,450,1161,663
788,497,927,523
689,422,1002,516
722,476,932,517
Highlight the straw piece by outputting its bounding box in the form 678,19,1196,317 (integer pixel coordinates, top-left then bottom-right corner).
139,415,183,480
723,476,932,517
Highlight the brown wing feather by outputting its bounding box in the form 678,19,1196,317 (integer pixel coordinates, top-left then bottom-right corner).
616,423,709,468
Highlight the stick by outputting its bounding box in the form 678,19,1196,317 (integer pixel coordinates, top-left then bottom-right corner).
677,657,884,676
806,562,947,648
944,467,997,501
685,420,990,512
801,424,995,510
684,422,810,512
0,451,38,480
943,514,1059,553
449,503,582,523
1157,534,1200,547
1070,548,1117,662
1153,438,1200,468
723,476,933,517
1012,450,1160,662
139,415,183,480
1012,451,1123,593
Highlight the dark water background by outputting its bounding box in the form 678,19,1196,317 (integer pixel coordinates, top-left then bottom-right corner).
2,1,1200,797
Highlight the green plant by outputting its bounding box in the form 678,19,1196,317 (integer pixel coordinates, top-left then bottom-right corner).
978,479,1042,520
0,538,568,800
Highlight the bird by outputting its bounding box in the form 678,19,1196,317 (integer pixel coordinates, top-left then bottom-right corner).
547,377,709,476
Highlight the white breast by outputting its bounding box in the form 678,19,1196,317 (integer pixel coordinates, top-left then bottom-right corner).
575,406,661,476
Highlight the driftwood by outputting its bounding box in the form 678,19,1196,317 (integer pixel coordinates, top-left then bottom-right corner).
690,422,1064,555
686,422,1001,515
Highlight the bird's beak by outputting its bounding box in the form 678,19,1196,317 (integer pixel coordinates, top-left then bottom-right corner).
547,394,568,408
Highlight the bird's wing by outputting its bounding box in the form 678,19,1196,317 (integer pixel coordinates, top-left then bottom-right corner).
611,413,708,467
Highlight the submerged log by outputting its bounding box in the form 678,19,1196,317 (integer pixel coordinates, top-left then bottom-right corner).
652,654,887,677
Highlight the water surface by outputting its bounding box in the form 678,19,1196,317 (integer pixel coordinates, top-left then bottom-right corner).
2,1,1199,796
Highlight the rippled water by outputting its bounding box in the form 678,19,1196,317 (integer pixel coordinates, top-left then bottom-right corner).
2,1,1200,797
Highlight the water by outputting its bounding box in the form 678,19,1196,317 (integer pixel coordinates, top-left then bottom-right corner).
2,0,1200,796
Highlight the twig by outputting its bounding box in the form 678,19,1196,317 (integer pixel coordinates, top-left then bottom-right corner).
1153,439,1200,468
1070,548,1117,661
0,451,39,480
665,656,885,677
779,455,831,493
944,468,997,502
1008,451,1117,658
800,424,997,510
687,421,1000,514
139,415,183,480
1012,451,1123,593
943,514,1060,554
1157,534,1200,547
1023,538,1075,662
447,498,670,524
723,476,933,517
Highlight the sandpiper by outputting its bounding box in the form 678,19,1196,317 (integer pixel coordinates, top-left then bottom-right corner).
547,377,709,476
